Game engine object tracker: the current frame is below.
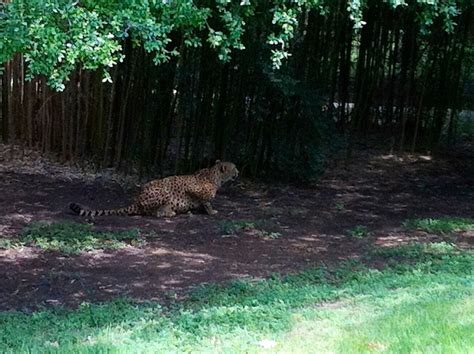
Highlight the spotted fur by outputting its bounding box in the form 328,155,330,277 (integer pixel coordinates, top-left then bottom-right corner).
69,161,238,218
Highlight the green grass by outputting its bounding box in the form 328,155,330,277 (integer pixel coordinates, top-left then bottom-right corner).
0,242,472,353
218,219,282,239
218,219,262,234
370,241,457,258
346,225,370,238
404,217,474,234
0,238,19,249
0,221,146,253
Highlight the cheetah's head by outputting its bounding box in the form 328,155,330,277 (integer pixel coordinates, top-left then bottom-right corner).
214,160,239,184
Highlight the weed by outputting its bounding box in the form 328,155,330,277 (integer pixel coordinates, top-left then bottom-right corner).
335,202,345,211
0,238,20,249
218,220,261,235
403,217,474,234
218,220,282,239
346,225,369,238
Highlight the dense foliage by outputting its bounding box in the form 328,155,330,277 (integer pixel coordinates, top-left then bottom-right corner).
0,1,466,89
1,0,472,180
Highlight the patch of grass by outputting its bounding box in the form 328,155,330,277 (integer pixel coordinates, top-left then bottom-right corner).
370,241,474,271
281,288,474,354
0,238,20,249
371,241,459,259
404,217,474,234
1,243,472,353
3,221,146,253
218,220,282,239
346,225,369,238
218,219,262,235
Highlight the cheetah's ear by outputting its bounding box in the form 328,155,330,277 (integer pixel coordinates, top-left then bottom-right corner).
215,159,221,164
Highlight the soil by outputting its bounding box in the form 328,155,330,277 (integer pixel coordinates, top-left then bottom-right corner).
1,146,473,311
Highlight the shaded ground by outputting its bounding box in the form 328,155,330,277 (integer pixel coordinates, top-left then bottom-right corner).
0,147,473,311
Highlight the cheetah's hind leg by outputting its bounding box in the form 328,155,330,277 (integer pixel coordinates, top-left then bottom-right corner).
155,205,177,218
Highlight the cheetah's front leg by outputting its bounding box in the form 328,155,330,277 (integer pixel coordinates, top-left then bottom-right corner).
185,183,218,215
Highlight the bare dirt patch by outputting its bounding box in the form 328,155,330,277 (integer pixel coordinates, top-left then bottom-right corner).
1,146,473,311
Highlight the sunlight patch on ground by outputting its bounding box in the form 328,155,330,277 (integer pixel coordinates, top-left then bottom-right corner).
375,235,411,247
377,153,434,163
0,247,41,262
2,213,34,223
150,249,217,261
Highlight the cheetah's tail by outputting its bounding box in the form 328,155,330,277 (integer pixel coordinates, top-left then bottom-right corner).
69,203,139,217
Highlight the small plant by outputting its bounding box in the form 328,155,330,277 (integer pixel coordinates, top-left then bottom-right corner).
218,220,260,235
403,217,474,234
218,220,282,239
0,238,19,249
15,221,146,253
335,202,345,211
346,225,369,238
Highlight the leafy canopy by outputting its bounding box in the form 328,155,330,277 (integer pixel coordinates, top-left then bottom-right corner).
0,0,463,90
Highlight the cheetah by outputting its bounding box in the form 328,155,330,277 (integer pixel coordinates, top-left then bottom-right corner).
69,161,238,217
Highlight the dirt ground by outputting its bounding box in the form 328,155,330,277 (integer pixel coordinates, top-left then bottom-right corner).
1,145,473,311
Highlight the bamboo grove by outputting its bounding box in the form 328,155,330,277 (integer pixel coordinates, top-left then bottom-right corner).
1,1,473,181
